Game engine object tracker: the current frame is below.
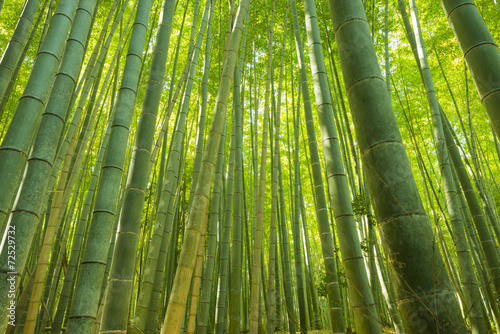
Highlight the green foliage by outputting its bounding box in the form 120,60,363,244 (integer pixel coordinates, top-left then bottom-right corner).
1,0,500,332
351,194,367,216
317,270,327,297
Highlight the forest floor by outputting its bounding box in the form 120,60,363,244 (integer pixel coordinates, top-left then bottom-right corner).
275,328,397,333
275,331,333,334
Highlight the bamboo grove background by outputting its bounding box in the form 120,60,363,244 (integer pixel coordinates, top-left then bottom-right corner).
0,0,500,333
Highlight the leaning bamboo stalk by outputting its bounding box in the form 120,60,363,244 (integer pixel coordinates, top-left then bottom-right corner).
65,0,154,331
0,0,80,326
301,0,381,330
291,3,345,331
404,0,487,331
160,0,251,330
4,2,99,333
99,0,176,330
186,227,206,333
327,0,466,332
440,0,500,137
0,0,44,114
0,3,46,117
442,110,500,312
0,0,79,231
196,119,227,334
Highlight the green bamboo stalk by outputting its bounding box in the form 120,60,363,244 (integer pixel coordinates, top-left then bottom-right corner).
299,191,322,329
316,18,355,200
51,124,110,333
250,19,259,276
136,59,199,334
38,0,55,47
0,0,48,118
384,0,389,97
300,0,381,331
227,9,250,331
461,184,500,324
196,119,227,334
249,1,273,332
0,0,79,230
317,10,360,195
98,0,176,330
265,5,287,333
161,0,250,330
94,175,128,332
145,193,179,334
440,0,500,137
274,223,282,332
186,224,206,334
49,66,116,334
50,31,125,332
0,0,41,102
189,6,216,330
228,59,245,334
278,86,297,334
163,116,198,324
435,48,500,252
64,0,153,331
327,0,466,332
215,113,236,334
405,0,487,331
42,58,109,329
22,3,103,330
0,1,97,332
442,110,500,311
290,3,345,331
186,0,215,216
138,39,195,331
372,225,404,334
291,71,308,334
45,0,124,204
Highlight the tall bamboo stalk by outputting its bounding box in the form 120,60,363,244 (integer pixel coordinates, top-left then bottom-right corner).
300,0,381,331
65,1,154,331
0,0,41,102
440,0,500,137
249,1,273,332
327,0,466,332
99,0,176,330
405,0,486,331
160,0,250,330
0,0,79,230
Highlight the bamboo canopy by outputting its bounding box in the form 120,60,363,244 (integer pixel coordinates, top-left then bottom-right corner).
0,0,499,333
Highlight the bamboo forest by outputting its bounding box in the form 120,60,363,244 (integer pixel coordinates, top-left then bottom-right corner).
2,0,500,332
